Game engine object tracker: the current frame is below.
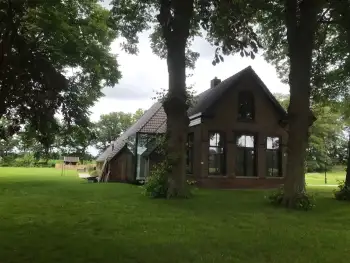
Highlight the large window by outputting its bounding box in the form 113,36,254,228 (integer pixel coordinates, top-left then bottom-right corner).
237,91,255,121
236,134,256,177
186,133,194,174
266,137,282,177
208,132,225,175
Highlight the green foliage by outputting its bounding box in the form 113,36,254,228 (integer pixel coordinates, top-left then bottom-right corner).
133,109,145,122
94,109,145,152
153,85,196,108
334,181,350,201
0,0,121,143
110,0,262,67
273,93,289,111
14,153,36,167
267,187,316,211
143,161,170,198
59,124,96,157
274,94,346,172
307,104,345,172
143,161,196,199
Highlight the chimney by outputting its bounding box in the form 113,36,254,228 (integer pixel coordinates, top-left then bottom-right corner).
210,77,221,88
111,141,114,151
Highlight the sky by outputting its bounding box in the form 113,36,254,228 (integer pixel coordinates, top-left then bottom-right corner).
89,1,289,122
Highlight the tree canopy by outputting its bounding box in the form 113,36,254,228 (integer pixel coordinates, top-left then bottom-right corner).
0,0,121,141
94,109,144,152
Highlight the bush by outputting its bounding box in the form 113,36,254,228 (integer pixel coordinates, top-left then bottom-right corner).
267,186,315,211
334,181,350,201
143,161,169,198
14,153,35,167
0,156,16,167
143,161,197,199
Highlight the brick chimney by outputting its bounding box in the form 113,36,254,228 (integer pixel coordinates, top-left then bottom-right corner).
210,77,221,88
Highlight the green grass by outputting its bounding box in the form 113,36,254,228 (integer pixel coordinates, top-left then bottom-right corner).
1,167,350,263
306,170,346,185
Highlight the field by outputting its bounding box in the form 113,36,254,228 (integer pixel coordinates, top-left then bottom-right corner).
0,167,349,263
306,170,345,185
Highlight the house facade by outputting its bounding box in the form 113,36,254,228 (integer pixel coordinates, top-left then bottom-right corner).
97,66,289,188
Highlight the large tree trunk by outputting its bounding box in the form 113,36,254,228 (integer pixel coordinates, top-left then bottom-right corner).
159,0,194,197
282,0,322,207
345,131,350,186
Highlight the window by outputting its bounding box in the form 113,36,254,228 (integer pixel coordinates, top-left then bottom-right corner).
208,132,225,175
266,137,282,177
237,91,255,121
236,134,256,177
186,133,194,174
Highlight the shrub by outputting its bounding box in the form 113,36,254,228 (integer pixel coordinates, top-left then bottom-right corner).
14,153,35,167
267,186,315,211
334,181,350,201
143,161,197,198
143,161,169,198
0,156,15,167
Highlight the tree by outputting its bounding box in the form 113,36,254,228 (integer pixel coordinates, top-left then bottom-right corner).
59,123,97,159
273,93,289,110
307,104,344,172
0,0,121,142
110,0,261,197
255,0,350,207
133,109,145,122
94,112,134,152
0,119,18,157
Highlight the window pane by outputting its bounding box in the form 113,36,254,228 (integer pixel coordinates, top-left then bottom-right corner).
208,132,225,175
266,136,281,177
266,149,281,177
236,148,245,176
236,135,246,147
188,133,194,146
209,132,222,147
235,134,256,177
236,135,255,148
246,136,254,148
238,91,254,120
186,133,194,174
267,137,280,149
209,147,222,174
245,149,255,177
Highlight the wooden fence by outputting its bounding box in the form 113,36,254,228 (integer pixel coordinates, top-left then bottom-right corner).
55,163,95,171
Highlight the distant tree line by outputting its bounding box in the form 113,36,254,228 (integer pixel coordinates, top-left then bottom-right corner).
0,109,144,167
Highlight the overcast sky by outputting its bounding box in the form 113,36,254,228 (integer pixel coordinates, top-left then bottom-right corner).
89,1,289,122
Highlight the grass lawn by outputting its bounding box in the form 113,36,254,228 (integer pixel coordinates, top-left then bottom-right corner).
306,171,345,185
0,167,350,263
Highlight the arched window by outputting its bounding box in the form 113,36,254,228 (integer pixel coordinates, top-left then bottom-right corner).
237,91,255,120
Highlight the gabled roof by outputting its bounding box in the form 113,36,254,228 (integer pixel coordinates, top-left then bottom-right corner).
96,102,166,162
188,66,287,118
96,66,287,162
